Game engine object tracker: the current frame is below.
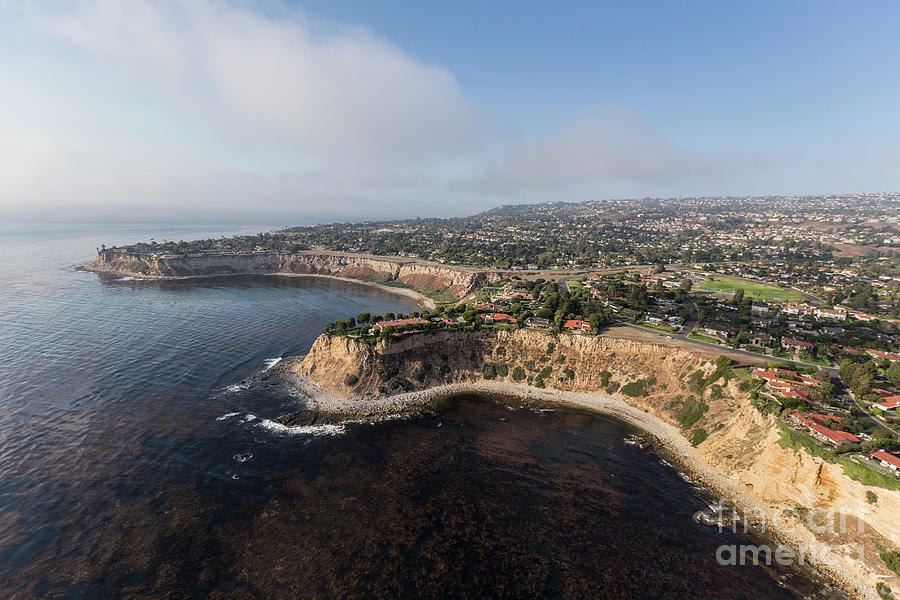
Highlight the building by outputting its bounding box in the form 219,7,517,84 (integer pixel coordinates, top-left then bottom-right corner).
645,313,667,325
742,332,773,347
867,349,900,362
872,396,900,412
806,422,860,446
563,319,591,331
814,308,847,321
524,316,551,329
480,313,517,324
373,317,428,331
872,450,900,473
782,337,814,353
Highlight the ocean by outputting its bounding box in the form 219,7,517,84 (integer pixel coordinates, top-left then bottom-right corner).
0,221,844,599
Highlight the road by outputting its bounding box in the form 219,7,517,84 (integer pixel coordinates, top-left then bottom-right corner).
847,390,900,440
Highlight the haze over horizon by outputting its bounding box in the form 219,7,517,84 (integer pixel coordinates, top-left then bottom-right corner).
2,1,899,222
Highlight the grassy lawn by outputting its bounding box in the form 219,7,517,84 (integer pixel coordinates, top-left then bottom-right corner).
637,322,677,333
694,275,804,302
688,332,721,344
744,346,767,355
565,279,584,291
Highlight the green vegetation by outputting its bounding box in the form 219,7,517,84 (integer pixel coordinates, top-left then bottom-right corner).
495,362,509,377
636,322,677,334
599,370,612,387
867,490,878,504
564,367,575,380
621,375,657,397
483,364,497,380
420,287,455,304
694,275,804,302
344,374,359,386
877,581,894,600
676,397,709,429
688,332,721,344
690,428,709,446
881,549,900,577
511,366,526,381
776,420,900,491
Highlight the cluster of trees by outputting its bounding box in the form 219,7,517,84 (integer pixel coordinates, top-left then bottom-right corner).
840,357,900,399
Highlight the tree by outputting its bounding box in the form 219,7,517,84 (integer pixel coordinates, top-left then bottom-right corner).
733,288,745,304
385,312,395,321
680,279,693,292
357,312,371,324
887,361,900,386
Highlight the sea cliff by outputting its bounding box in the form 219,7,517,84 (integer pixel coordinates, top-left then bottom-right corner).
282,328,900,600
83,249,502,302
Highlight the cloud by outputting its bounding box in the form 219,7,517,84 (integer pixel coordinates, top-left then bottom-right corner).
456,107,691,194
9,0,481,159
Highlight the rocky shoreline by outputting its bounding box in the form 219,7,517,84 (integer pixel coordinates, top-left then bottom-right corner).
277,367,872,599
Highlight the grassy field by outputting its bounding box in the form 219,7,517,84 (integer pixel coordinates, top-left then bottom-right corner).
694,276,804,302
688,332,722,344
565,279,584,291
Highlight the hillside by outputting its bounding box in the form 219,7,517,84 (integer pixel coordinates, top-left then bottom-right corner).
284,329,900,600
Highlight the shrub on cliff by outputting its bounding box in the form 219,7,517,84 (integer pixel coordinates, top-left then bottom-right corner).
621,375,656,397
676,397,708,430
483,364,497,379
881,549,900,577
512,366,526,381
495,363,509,377
600,370,612,387
344,374,359,386
690,428,708,446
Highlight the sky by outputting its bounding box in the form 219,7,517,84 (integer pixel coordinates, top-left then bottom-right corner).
2,0,899,222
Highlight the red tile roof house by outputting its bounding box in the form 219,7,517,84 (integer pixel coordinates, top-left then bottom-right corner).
781,337,814,353
872,396,900,412
788,411,858,445
480,313,517,324
867,349,900,362
563,319,591,331
872,450,900,473
806,422,860,446
372,317,428,331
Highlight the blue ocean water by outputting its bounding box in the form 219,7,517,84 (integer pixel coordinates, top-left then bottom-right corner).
0,222,843,599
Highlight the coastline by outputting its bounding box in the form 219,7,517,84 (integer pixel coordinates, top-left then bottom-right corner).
280,369,867,599
80,265,436,310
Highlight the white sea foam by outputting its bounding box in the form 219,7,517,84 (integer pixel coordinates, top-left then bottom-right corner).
257,419,345,436
117,276,148,281
224,382,250,393
262,357,282,371
216,412,241,421
243,414,258,422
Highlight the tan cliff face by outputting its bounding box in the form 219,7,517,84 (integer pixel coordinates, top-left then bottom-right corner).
84,250,499,300
292,328,900,599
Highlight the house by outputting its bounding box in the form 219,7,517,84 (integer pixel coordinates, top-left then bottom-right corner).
872,388,893,397
872,450,900,473
621,308,641,320
806,422,860,446
480,313,517,324
815,308,847,321
563,319,591,331
645,313,667,325
820,326,845,336
373,317,428,331
742,331,773,347
751,303,771,314
524,316,551,329
867,349,900,362
782,337,814,353
789,410,842,428
872,396,900,412
699,323,737,339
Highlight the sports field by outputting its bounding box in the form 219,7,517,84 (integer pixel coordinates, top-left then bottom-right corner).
694,276,805,302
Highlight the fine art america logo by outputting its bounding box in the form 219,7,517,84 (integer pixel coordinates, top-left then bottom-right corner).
704,499,866,567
